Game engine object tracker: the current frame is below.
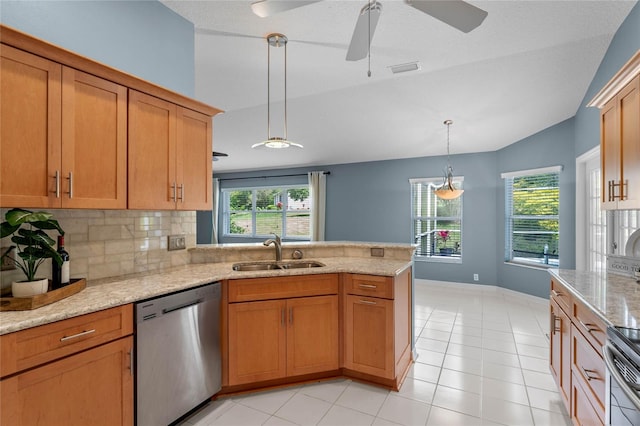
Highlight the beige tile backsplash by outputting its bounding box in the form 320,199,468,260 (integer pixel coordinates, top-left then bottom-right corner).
0,209,196,289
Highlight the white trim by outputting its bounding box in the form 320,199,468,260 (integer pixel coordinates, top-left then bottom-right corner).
575,146,600,270
587,50,640,108
500,165,563,179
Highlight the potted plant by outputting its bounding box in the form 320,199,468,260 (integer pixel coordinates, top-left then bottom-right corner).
437,230,454,256
0,208,64,297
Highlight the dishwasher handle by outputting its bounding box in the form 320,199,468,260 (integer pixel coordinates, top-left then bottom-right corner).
162,298,203,315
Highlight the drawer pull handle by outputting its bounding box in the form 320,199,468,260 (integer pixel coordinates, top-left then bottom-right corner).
359,284,377,289
66,171,73,198
52,170,60,198
581,366,600,381
60,329,96,342
281,308,285,327
289,307,293,325
579,320,597,334
359,300,377,305
551,289,562,297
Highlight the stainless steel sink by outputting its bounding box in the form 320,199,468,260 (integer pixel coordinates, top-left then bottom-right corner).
280,261,325,269
232,262,282,271
231,260,325,271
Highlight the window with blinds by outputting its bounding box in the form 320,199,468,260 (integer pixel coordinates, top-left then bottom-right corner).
503,167,561,267
222,185,310,239
410,177,463,260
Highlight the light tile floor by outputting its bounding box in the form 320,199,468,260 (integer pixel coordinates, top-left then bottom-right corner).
179,280,572,426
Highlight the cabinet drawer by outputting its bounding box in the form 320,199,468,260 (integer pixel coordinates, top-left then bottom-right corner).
0,304,133,378
571,324,606,413
574,300,607,350
347,274,393,299
550,279,572,314
571,372,604,426
228,274,339,303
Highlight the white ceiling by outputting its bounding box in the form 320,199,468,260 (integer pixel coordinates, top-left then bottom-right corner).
161,0,637,173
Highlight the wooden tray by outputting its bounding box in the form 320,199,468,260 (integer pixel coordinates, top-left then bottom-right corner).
0,278,86,311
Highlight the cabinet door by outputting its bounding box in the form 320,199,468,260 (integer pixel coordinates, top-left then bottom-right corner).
176,107,212,211
344,295,394,379
61,68,127,209
549,298,570,411
0,337,133,426
601,96,619,209
287,295,338,377
128,90,177,210
228,300,286,385
619,75,640,209
0,44,61,208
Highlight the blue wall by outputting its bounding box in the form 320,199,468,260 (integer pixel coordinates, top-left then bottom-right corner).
0,0,195,96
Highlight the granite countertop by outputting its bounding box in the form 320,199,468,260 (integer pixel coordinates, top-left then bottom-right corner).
549,269,640,327
0,254,412,336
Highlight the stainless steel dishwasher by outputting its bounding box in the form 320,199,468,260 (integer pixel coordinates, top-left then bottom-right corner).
136,282,221,426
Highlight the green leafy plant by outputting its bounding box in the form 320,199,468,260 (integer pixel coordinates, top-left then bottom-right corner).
0,208,64,282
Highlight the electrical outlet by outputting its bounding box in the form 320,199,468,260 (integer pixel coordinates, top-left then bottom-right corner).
370,247,385,257
1,247,16,271
168,235,186,251
473,274,479,281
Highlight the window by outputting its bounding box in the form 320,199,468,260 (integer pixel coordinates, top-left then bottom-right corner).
503,166,561,267
222,186,310,239
586,156,607,272
410,177,463,260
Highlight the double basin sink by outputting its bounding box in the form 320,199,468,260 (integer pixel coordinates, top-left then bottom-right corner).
232,260,325,271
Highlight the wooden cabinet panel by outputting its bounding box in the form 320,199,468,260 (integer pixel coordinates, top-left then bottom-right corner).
601,96,619,209
1,336,133,426
0,305,133,378
344,294,394,379
619,75,640,209
228,300,287,385
549,298,570,410
176,108,212,210
574,300,606,351
551,278,572,314
0,44,61,208
347,274,393,299
128,90,177,210
228,274,339,303
571,324,606,412
287,295,339,376
61,67,127,208
571,372,604,426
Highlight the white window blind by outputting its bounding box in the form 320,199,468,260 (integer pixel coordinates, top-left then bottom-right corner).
504,169,560,267
410,177,463,260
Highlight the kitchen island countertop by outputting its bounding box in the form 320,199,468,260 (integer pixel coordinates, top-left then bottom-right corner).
549,268,640,328
1,242,414,335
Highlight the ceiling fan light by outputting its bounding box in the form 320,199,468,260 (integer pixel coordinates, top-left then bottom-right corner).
390,61,421,74
252,137,303,149
434,187,464,200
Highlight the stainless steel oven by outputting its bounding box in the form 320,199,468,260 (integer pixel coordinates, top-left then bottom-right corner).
604,326,640,425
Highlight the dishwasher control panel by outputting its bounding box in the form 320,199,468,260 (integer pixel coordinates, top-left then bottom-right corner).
135,282,221,324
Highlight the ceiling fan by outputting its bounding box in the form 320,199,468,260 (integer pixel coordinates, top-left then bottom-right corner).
251,0,488,61
212,151,228,162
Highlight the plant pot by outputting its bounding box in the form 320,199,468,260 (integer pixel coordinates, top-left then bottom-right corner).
439,247,455,256
11,278,49,297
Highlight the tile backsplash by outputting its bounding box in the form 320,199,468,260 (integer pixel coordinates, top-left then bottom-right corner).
0,209,196,289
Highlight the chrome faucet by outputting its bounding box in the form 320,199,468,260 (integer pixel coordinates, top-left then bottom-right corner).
263,233,282,262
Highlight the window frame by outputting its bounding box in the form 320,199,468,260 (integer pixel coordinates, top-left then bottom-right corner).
410,177,464,263
221,184,311,240
502,166,562,269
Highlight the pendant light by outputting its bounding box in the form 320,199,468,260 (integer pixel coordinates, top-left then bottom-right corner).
434,120,464,200
252,33,302,149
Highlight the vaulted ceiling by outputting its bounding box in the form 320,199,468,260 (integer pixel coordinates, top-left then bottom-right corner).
161,0,637,173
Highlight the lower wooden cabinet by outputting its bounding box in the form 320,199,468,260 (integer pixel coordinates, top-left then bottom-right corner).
1,337,133,426
571,372,604,426
0,305,134,426
227,294,338,386
549,298,571,409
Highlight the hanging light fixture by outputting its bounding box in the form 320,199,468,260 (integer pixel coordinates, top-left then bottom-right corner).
434,120,464,200
252,33,302,149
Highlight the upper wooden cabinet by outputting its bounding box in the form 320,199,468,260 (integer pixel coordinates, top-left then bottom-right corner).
589,51,640,210
128,90,213,210
0,24,221,210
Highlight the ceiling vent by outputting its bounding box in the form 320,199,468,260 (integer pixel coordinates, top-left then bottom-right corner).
389,61,421,74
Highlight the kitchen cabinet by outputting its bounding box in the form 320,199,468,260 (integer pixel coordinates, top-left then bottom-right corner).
549,278,606,425
128,90,213,210
343,269,412,389
0,45,128,209
226,274,339,386
0,305,133,425
589,50,640,210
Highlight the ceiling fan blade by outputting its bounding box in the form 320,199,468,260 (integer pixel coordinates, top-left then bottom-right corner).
406,0,487,33
346,1,382,62
212,151,228,162
251,0,322,18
